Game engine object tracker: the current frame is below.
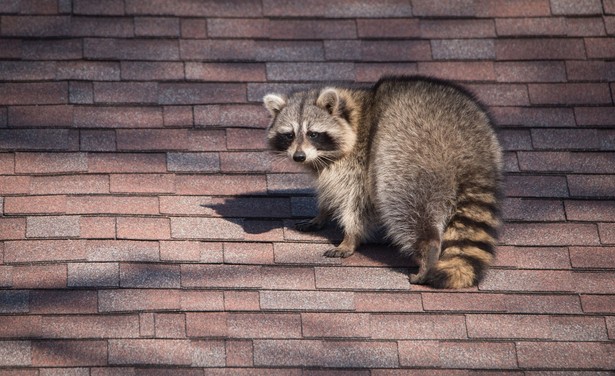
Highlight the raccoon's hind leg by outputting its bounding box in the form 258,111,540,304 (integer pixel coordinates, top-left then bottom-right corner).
408,227,442,285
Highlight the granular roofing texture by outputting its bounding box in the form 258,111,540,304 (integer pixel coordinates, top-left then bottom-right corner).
0,0,614,373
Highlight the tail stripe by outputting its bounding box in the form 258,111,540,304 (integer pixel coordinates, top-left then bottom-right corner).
441,239,495,255
449,214,498,239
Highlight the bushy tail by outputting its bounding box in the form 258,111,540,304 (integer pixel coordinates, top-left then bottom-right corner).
427,184,500,289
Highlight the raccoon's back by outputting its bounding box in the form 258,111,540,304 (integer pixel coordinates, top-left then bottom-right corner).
367,77,502,288
369,76,500,176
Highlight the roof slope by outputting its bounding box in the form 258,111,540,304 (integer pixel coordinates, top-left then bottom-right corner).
0,0,614,372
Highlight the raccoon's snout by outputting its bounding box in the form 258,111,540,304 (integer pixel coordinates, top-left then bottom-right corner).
293,151,306,162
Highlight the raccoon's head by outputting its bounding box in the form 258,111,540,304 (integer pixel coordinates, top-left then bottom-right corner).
263,88,357,169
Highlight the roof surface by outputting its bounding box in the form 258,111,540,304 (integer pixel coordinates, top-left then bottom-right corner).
0,0,614,373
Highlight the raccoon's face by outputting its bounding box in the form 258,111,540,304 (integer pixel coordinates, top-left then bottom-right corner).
263,88,357,169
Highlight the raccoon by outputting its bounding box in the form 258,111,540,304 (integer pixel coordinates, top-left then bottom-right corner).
263,76,502,289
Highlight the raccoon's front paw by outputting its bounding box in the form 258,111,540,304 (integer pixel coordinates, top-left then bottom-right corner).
324,247,354,258
295,219,325,232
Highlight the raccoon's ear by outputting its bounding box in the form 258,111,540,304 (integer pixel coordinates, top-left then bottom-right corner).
316,88,343,117
263,94,287,116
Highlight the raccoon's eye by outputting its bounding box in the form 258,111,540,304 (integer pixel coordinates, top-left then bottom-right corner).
307,131,320,139
281,132,294,140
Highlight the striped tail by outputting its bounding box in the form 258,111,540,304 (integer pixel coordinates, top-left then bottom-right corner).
427,184,500,289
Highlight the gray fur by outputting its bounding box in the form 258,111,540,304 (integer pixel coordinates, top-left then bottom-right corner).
264,76,502,289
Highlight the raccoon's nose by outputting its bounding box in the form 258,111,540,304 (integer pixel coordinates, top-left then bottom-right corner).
293,151,306,162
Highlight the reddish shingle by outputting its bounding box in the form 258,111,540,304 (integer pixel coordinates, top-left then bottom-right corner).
270,19,356,39
504,175,569,198
528,83,612,105
371,314,467,339
74,106,163,128
84,240,159,262
1,16,71,37
134,17,179,37
581,295,615,313
12,264,67,289
575,107,615,127
0,218,26,240
495,61,566,82
66,196,159,215
159,83,246,105
302,313,370,338
181,264,261,288
253,339,399,368
29,290,96,315
94,82,158,104
599,223,615,244
224,242,274,264
501,223,600,246
480,269,575,292
412,0,475,16
121,61,184,81
550,0,603,15
154,313,186,338
80,130,116,152
108,339,191,366
26,215,80,238
358,19,420,38
186,63,266,82
226,340,253,367
84,38,179,60
73,0,124,15
0,341,31,366
570,247,615,269
355,292,423,312
0,82,68,105
207,18,266,38
516,342,615,369
432,39,495,60
227,313,302,338
41,315,139,339
261,266,315,290
496,38,586,60
315,267,410,290
4,195,67,215
398,340,517,369
32,340,107,366
0,315,42,338
496,17,567,36
68,262,119,287
494,246,571,269
125,0,263,17
8,105,73,127
98,289,180,313
361,41,432,62
70,17,134,37
266,62,355,82
224,291,261,311
565,200,615,221
467,314,607,340
259,291,355,311
418,62,495,82
573,271,615,294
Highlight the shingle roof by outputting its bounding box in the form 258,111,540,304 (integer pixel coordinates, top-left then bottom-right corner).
0,0,614,372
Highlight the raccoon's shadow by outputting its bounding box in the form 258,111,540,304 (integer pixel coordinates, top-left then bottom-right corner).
204,190,416,270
